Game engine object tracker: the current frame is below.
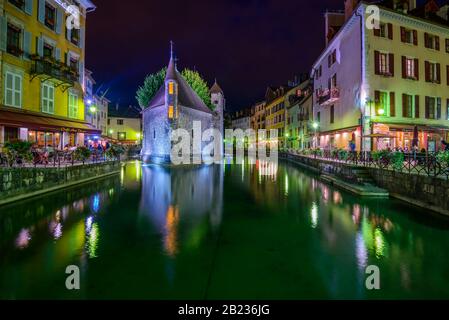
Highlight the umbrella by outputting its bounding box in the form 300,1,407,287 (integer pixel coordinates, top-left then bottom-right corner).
412,126,419,148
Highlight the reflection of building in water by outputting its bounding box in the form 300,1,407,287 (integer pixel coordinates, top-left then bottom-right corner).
139,164,224,256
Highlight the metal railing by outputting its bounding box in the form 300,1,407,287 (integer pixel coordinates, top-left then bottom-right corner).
285,150,449,179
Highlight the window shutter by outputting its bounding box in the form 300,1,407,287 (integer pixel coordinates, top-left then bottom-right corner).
38,0,45,24
25,0,33,15
390,92,395,117
436,36,440,51
79,27,85,49
425,61,430,82
79,61,84,85
402,94,407,117
402,56,407,79
374,51,380,75
414,58,419,80
37,36,44,56
388,23,393,40
413,30,418,46
436,63,441,84
0,16,7,52
56,8,63,35
23,31,32,59
55,47,61,61
415,95,420,118
437,98,442,119
389,53,394,76
425,97,430,119
447,65,449,86
400,27,406,42
375,90,380,104
424,33,429,48
374,27,380,37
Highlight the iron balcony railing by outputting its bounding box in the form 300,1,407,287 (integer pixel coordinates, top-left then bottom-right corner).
30,57,79,86
317,87,340,106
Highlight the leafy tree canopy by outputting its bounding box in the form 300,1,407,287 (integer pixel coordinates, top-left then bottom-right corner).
136,67,213,110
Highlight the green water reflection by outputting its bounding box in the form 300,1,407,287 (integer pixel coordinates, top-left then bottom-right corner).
1,160,449,299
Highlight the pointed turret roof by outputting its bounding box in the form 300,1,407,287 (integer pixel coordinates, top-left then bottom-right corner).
145,43,212,115
210,79,223,94
166,41,177,81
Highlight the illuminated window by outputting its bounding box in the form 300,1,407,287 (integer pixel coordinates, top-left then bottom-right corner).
168,105,174,119
169,82,174,94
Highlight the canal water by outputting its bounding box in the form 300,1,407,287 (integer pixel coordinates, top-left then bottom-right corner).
1,160,449,300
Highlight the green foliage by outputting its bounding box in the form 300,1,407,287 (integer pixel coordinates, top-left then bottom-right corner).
437,151,449,165
74,146,92,163
372,150,391,162
136,68,167,109
136,67,213,110
181,69,213,110
4,140,33,167
106,144,125,160
391,152,405,170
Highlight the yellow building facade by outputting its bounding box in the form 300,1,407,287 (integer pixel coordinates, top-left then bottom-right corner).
265,86,289,147
0,0,96,150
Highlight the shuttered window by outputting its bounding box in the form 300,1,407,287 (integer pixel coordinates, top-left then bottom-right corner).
68,92,78,118
41,82,55,114
4,71,22,108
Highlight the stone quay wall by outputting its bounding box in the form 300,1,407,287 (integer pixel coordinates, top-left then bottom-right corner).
0,161,121,205
282,153,449,216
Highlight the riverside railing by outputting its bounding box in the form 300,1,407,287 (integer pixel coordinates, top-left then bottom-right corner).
0,150,121,169
285,150,449,179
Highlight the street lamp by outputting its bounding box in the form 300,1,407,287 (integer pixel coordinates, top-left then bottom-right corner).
89,105,97,114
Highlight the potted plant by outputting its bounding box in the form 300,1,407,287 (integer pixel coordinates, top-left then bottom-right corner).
74,146,92,164
4,140,33,167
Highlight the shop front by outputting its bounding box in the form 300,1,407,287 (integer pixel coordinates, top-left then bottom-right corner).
0,108,100,151
372,123,449,152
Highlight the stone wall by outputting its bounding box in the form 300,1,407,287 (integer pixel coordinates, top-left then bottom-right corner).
368,168,449,214
282,153,449,215
0,162,121,203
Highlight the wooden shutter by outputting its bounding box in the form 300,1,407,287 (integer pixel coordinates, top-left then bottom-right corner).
436,63,441,84
402,56,407,79
0,16,6,52
38,0,45,24
375,90,380,105
436,36,440,51
374,27,380,37
388,23,393,40
437,98,442,119
414,59,419,80
24,0,33,15
425,61,430,82
402,94,408,117
447,65,449,85
389,53,394,76
401,27,406,42
413,30,418,46
424,33,429,48
415,95,420,118
390,92,396,117
425,97,430,119
374,51,380,75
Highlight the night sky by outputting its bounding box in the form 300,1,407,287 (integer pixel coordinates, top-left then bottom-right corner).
85,0,430,111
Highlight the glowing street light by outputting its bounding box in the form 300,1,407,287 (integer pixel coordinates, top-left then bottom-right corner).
109,129,114,135
377,108,385,116
89,105,97,113
312,122,319,130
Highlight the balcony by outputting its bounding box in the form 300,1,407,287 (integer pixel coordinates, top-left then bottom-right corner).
317,87,340,106
30,56,79,91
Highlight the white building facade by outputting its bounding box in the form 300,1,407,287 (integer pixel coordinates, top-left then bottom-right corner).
313,0,449,152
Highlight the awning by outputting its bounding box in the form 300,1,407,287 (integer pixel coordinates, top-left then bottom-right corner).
0,108,101,134
373,122,449,132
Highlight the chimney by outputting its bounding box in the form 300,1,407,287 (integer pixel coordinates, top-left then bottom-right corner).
345,0,359,21
408,0,417,11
